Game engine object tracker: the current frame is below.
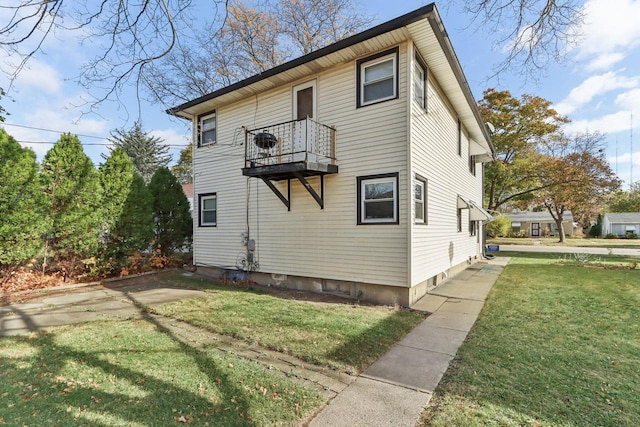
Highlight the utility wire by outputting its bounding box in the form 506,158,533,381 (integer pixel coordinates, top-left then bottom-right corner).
2,122,108,140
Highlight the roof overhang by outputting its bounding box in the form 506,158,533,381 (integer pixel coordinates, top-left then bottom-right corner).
167,3,493,155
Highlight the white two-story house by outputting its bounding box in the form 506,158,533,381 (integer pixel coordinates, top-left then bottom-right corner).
168,3,494,307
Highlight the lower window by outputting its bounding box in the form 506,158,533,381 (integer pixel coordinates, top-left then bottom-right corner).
199,193,217,227
357,173,399,224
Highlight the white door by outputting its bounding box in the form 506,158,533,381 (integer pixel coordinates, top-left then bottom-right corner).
293,81,316,162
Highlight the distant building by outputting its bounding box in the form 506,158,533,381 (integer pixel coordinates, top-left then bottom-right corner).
602,212,640,236
503,211,574,237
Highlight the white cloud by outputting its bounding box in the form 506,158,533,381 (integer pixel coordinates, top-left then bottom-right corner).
151,128,191,146
615,88,640,111
564,110,638,134
577,0,640,59
554,71,639,115
12,58,63,94
585,52,625,72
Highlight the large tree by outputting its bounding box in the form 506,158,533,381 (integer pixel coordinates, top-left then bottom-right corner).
462,0,584,81
40,133,103,278
534,132,620,242
148,167,193,257
479,88,569,212
0,129,49,284
107,122,171,184
1,0,372,109
99,147,154,269
171,144,193,184
608,182,640,213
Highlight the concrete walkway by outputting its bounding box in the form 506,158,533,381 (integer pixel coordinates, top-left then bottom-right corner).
310,257,509,427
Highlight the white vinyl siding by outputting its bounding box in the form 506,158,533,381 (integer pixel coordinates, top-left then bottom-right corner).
192,43,409,288
409,44,485,287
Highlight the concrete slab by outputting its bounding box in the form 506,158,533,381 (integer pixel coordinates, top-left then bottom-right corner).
432,279,491,301
364,345,453,392
424,311,479,332
309,377,431,427
435,299,486,316
411,294,447,313
400,324,469,356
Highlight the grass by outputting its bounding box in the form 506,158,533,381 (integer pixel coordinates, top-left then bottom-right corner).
1,271,425,425
150,273,426,373
420,253,640,427
0,320,323,426
488,236,640,248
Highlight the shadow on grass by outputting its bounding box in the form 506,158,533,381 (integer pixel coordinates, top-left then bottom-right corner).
1,308,257,426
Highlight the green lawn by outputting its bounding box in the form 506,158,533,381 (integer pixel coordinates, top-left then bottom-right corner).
1,272,425,426
151,273,426,373
421,253,640,427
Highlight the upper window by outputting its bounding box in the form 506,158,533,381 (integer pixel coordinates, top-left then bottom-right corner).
199,193,217,227
357,173,399,224
414,176,427,224
457,119,462,156
469,154,477,176
357,48,399,107
413,56,426,109
198,111,216,147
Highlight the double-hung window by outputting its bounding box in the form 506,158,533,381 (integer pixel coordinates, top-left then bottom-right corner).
198,111,216,146
199,193,217,226
413,55,427,109
357,48,398,107
357,173,399,224
414,176,427,224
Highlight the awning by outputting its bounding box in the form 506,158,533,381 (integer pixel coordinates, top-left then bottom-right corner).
468,200,494,222
625,225,637,231
457,195,470,209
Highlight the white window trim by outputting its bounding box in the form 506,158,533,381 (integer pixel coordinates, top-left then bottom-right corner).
293,80,317,120
358,173,399,225
358,50,398,107
199,193,217,227
198,111,216,147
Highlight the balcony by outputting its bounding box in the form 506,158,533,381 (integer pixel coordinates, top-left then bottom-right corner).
242,118,338,210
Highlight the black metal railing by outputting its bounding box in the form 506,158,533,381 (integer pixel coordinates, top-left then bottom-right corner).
244,118,336,168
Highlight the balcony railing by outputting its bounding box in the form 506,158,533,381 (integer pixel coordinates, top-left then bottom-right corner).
244,118,336,168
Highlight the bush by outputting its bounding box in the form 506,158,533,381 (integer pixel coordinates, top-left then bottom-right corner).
487,215,512,238
605,233,619,239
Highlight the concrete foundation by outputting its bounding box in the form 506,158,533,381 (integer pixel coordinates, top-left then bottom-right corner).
194,257,478,307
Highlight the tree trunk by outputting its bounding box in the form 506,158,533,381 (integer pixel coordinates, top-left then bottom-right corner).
556,218,566,243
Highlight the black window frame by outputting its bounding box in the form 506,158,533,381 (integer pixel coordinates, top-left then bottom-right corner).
357,172,400,225
413,52,427,111
356,47,400,108
198,192,217,227
457,208,463,232
457,118,462,156
414,174,427,225
197,110,216,147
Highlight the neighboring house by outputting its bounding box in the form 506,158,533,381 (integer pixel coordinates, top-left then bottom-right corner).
167,4,494,306
504,211,574,237
182,183,194,213
602,212,640,236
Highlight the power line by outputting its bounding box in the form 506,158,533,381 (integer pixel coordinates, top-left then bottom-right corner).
2,122,108,140
15,139,189,147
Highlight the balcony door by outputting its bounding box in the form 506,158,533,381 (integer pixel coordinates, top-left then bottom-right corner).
293,80,317,161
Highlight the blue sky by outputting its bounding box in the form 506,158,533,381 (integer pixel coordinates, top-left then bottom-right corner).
1,0,639,188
